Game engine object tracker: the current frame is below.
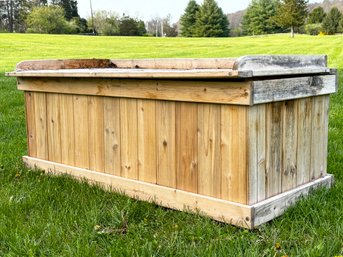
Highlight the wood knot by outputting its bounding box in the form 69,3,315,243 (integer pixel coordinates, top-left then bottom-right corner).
112,144,118,150
125,165,131,170
203,88,207,92
163,140,167,147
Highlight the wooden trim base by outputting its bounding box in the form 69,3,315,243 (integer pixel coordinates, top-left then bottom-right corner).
22,156,333,229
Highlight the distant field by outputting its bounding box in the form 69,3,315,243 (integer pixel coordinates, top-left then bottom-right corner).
1,33,343,256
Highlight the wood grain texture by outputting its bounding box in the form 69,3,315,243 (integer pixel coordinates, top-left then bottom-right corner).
33,92,48,160
265,102,283,198
197,104,221,198
138,99,157,183
296,98,312,186
104,97,121,176
25,92,37,157
46,93,62,163
247,104,266,205
120,98,138,179
88,96,105,172
221,105,248,204
17,78,251,105
73,95,89,169
156,101,176,188
60,94,75,166
176,102,198,193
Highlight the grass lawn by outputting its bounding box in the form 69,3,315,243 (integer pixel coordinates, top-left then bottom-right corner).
0,33,343,256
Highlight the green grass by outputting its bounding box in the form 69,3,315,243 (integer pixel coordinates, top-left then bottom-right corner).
0,33,343,256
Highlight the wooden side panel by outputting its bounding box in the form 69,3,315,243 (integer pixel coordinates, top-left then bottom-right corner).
120,98,138,179
104,97,121,176
221,105,247,204
311,95,329,180
60,94,75,166
265,102,283,198
137,100,157,183
296,98,312,185
46,93,62,163
25,92,37,157
156,101,176,188
73,95,89,169
176,102,198,193
88,96,105,172
34,92,48,160
247,104,266,205
281,101,298,192
197,104,221,198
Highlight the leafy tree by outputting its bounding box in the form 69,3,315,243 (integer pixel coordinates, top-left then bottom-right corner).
273,0,308,37
26,5,73,34
242,0,282,35
180,0,199,37
119,16,146,36
322,7,342,34
88,10,119,35
51,0,79,20
308,6,326,24
194,0,229,37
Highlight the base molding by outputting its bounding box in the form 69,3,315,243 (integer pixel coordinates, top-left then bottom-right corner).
23,156,334,229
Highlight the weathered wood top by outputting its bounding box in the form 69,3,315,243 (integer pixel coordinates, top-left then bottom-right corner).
6,55,332,79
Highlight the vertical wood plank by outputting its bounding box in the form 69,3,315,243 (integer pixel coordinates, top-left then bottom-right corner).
197,104,221,198
137,99,157,184
120,98,138,179
88,96,105,172
247,104,266,204
296,98,312,186
104,97,121,176
73,95,89,169
47,93,62,163
281,101,298,192
25,92,37,157
156,101,176,188
322,96,330,177
176,102,198,193
266,102,283,198
60,94,75,166
221,105,247,204
34,92,48,160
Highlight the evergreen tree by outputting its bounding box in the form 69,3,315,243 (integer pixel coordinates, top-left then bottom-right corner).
322,7,342,34
194,0,229,37
273,0,308,37
180,0,199,37
51,0,79,20
242,0,281,35
308,6,326,24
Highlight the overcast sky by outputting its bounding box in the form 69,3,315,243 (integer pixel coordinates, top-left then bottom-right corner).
78,0,320,22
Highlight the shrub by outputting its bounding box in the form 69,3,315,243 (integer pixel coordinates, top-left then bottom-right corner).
305,23,322,35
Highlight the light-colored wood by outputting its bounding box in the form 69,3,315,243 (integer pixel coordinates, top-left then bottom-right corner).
252,75,336,104
60,94,75,166
46,93,62,163
120,98,138,179
265,102,283,198
88,96,105,172
281,101,298,192
252,174,333,227
176,102,198,193
197,104,221,198
156,101,176,188
73,95,89,169
296,98,312,185
221,105,248,204
17,78,251,106
137,99,157,184
23,156,253,229
25,92,37,157
33,92,48,159
104,97,121,176
247,104,266,205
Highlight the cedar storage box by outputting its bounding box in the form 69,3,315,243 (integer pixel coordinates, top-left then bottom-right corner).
7,55,337,229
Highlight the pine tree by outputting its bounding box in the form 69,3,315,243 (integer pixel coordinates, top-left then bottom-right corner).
242,0,281,35
51,0,79,20
273,0,308,37
322,7,342,34
194,0,229,37
308,6,326,24
180,0,199,37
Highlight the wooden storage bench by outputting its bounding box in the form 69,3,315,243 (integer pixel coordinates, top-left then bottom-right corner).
7,55,337,228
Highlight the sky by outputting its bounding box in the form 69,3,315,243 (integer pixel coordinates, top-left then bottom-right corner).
78,0,320,22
